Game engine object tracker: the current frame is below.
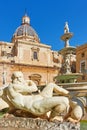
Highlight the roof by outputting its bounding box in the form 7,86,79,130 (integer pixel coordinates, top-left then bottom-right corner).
12,14,40,43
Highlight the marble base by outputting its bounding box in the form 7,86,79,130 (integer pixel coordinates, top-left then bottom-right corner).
0,117,80,130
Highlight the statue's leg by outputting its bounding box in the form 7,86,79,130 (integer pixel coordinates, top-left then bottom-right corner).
67,105,83,123
66,98,84,123
40,83,54,97
32,96,69,116
50,103,69,122
40,83,69,97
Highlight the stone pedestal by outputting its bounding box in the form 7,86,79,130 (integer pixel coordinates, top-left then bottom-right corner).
0,117,80,130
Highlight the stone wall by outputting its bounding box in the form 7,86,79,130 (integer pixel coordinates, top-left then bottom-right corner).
0,62,58,86
0,117,80,130
76,43,87,82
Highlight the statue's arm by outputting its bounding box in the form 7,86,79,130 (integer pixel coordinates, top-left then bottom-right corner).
26,80,38,92
9,80,38,93
53,83,69,95
57,85,69,94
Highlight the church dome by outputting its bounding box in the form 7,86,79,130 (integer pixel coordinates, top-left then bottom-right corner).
12,14,40,43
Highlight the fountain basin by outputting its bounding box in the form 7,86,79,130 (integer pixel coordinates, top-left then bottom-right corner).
55,73,83,83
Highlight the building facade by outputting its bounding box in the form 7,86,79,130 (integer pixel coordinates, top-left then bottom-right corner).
0,14,62,86
76,43,87,82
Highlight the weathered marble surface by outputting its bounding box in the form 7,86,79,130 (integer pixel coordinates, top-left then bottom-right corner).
0,71,85,123
0,117,80,130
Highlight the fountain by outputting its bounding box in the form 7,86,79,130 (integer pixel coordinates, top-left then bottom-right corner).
54,22,87,98
54,22,82,84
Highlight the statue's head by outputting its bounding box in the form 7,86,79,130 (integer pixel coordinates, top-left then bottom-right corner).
11,71,24,83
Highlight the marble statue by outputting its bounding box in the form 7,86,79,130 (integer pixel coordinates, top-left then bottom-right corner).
0,71,85,122
64,22,69,34
64,54,71,74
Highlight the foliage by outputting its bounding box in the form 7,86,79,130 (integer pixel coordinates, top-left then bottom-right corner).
0,108,9,118
80,120,87,130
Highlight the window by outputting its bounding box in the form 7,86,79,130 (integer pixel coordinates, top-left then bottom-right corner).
9,46,11,48
80,61,85,73
81,52,85,57
31,47,40,61
33,51,38,59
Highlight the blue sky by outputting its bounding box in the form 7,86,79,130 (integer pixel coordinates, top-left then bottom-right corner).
0,0,87,50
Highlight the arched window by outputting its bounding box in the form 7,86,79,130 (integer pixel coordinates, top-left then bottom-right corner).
33,51,38,59
31,47,40,61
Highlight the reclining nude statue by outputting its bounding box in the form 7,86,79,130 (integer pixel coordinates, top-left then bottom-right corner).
0,71,85,123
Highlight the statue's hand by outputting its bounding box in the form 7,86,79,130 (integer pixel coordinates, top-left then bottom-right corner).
0,89,3,96
28,81,33,86
27,80,35,86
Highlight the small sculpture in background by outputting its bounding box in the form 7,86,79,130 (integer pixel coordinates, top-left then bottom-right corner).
64,22,69,34
64,54,71,74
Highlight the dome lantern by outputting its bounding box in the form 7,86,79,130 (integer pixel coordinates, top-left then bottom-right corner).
12,14,40,43
22,14,30,25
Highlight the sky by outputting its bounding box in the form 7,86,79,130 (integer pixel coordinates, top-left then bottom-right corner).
0,0,87,51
